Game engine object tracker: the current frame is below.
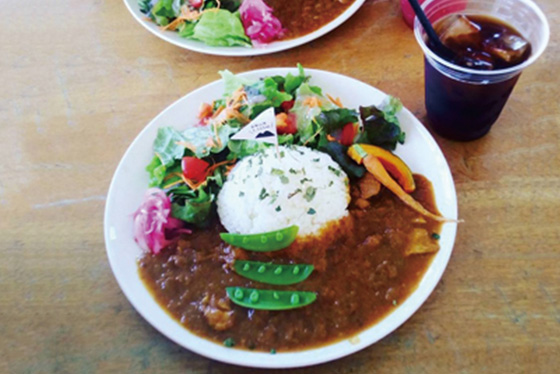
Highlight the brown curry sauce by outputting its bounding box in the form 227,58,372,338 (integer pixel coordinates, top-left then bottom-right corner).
268,0,356,40
139,175,441,352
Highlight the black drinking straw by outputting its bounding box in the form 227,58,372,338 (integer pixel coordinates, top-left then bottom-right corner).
407,0,455,60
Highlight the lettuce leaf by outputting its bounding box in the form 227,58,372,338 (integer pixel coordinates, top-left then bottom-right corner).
182,124,238,158
245,77,292,118
283,64,308,95
146,155,167,187
219,70,256,96
291,83,335,135
153,127,186,166
191,10,251,47
178,21,196,38
150,0,181,26
171,189,214,227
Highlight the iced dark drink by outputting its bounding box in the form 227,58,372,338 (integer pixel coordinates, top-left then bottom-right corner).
427,14,531,140
414,0,549,141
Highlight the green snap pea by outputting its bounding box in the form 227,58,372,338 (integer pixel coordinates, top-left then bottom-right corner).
220,225,299,251
226,287,317,310
233,260,314,285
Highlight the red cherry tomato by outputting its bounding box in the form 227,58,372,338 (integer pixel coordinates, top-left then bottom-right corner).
276,113,298,135
182,157,210,182
189,0,203,8
339,123,358,146
281,100,295,112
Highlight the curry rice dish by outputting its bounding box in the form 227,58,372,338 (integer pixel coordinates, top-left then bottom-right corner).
138,146,442,352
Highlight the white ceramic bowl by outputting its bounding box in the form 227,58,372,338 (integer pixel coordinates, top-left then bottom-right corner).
122,0,366,56
104,68,458,368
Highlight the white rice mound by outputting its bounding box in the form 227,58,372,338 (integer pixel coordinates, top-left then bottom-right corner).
217,145,350,237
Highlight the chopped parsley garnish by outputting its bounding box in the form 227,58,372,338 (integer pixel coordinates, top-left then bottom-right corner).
300,177,312,184
312,158,320,162
280,175,289,184
270,348,277,354
275,205,282,212
270,190,279,204
307,208,316,215
239,191,245,197
271,168,284,176
328,165,342,177
304,186,317,202
288,188,302,199
279,151,285,158
255,167,263,177
223,338,235,347
328,181,334,187
259,188,269,200
392,300,398,306
432,233,441,240
289,168,298,174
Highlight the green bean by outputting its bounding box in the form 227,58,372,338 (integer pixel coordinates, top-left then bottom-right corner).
226,287,317,310
220,225,299,251
234,260,314,285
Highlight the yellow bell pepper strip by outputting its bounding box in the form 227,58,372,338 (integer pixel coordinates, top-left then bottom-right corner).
349,145,452,223
348,144,415,193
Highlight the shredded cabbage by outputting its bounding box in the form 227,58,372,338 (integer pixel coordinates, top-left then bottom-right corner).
239,0,284,45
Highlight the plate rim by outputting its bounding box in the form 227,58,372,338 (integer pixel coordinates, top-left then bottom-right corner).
104,67,458,368
122,0,366,56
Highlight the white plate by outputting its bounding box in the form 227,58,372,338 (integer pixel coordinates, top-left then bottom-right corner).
104,68,458,368
122,0,366,56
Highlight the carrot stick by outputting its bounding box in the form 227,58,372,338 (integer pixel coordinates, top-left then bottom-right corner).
363,155,454,222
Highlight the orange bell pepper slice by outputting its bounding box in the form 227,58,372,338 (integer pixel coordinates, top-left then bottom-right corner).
348,144,415,193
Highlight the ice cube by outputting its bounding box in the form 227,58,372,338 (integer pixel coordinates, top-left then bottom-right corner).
483,34,530,64
439,15,482,48
456,51,494,70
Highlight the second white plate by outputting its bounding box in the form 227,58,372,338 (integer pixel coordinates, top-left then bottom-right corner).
123,0,366,56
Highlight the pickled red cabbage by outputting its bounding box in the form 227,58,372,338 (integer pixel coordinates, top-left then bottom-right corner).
132,188,188,254
239,0,284,45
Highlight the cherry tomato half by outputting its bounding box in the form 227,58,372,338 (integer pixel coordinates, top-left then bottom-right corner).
182,157,210,182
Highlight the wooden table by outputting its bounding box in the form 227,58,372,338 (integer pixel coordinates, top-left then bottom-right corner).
2,0,559,373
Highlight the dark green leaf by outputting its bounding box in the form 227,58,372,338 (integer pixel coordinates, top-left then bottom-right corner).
320,142,365,179
314,108,359,134
358,97,405,151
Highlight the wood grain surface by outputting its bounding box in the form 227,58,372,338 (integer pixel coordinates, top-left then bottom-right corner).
1,0,559,373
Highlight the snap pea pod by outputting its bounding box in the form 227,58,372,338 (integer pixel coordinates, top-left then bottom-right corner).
226,287,317,310
234,260,314,285
220,225,299,251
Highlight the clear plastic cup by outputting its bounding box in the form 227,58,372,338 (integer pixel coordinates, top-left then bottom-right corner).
414,0,550,141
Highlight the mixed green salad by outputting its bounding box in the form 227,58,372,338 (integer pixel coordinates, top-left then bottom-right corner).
135,64,406,250
139,0,285,47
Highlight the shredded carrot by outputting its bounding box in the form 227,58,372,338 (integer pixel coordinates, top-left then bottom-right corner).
303,97,321,107
207,159,236,175
327,94,343,108
362,155,455,222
